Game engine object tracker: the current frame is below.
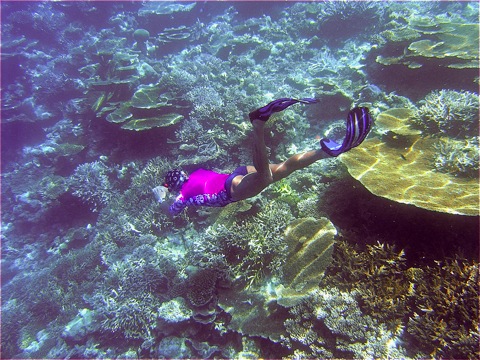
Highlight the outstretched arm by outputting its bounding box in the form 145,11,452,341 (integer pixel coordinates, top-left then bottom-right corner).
169,197,187,216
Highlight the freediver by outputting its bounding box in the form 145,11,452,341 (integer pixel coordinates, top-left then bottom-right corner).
158,98,373,216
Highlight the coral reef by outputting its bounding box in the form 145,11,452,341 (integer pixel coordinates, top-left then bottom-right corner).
202,201,293,286
88,247,178,340
406,258,479,358
376,13,479,70
157,297,192,323
2,2,479,358
320,238,479,359
276,217,336,307
157,336,193,359
433,136,479,177
375,107,421,136
70,160,116,212
324,241,412,330
411,89,479,138
340,136,479,216
285,287,407,359
185,85,225,121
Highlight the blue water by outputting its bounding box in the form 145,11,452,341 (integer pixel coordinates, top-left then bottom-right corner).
1,1,479,359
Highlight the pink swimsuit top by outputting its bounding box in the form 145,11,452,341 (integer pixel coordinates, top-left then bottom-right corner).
169,168,233,215
180,169,229,199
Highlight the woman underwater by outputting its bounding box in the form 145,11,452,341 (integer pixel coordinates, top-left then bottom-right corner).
158,98,373,216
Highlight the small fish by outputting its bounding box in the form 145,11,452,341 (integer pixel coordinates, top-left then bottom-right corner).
152,185,168,203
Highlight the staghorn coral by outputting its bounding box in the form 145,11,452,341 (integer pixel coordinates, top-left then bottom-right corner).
321,238,479,359
323,241,412,331
70,160,116,212
410,89,479,138
185,85,224,121
318,1,384,41
406,258,479,358
97,293,161,340
130,156,171,195
206,201,293,286
87,239,182,341
297,195,322,219
433,136,479,177
158,68,197,97
286,287,407,359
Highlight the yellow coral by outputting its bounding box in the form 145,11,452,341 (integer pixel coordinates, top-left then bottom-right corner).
340,137,479,216
375,108,421,136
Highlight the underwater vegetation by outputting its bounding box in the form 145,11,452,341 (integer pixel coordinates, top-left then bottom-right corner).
1,1,479,359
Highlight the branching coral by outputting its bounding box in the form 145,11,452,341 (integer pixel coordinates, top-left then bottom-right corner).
324,240,411,331
410,89,479,138
70,160,116,212
321,239,479,359
206,201,293,286
185,85,224,121
406,258,479,358
433,136,479,177
286,287,407,359
97,293,161,340
130,156,171,196
318,0,384,42
87,240,182,341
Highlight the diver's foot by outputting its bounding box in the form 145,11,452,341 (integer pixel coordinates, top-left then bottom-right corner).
251,118,266,130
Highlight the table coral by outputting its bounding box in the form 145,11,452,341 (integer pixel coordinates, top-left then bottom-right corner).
375,107,421,136
340,137,479,216
120,113,184,131
376,14,479,70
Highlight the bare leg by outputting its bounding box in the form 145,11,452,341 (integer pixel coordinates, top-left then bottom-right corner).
230,120,273,200
251,120,273,183
230,120,329,201
270,148,329,182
